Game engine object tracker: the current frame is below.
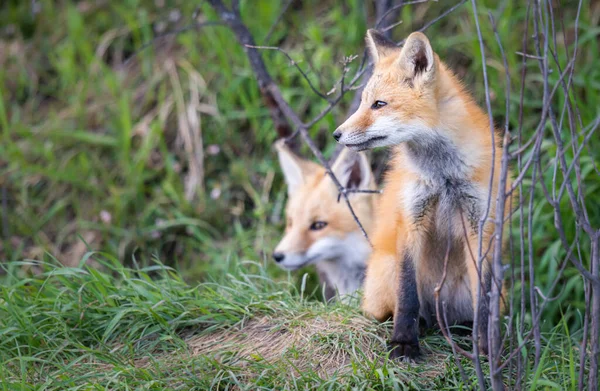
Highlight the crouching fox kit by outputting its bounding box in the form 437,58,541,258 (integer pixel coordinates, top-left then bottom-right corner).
273,140,376,301
334,30,511,359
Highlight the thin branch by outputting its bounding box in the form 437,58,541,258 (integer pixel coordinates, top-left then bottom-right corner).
488,13,511,385
262,0,293,45
514,51,544,60
413,0,468,38
1,184,8,239
245,45,332,102
435,233,476,360
337,189,383,203
470,0,498,388
375,0,430,29
380,20,403,33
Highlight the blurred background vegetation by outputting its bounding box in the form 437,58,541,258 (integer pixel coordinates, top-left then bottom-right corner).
1,0,599,331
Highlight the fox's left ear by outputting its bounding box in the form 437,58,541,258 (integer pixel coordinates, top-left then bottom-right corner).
275,139,319,195
397,32,436,84
331,147,374,192
365,29,398,64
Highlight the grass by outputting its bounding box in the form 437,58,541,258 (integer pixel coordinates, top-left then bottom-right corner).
0,0,599,388
0,256,586,390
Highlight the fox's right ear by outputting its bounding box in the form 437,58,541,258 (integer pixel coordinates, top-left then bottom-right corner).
365,29,398,64
275,139,317,194
331,147,374,192
397,32,435,83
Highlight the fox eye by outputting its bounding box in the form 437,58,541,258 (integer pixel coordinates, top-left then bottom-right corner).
309,221,328,231
371,100,387,109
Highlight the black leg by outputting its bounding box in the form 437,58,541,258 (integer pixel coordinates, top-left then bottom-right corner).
389,252,421,360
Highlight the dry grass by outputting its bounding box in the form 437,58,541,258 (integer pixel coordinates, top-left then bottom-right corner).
188,315,378,377
155,313,449,382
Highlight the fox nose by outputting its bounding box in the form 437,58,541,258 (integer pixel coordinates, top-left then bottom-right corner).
332,129,342,141
272,252,285,263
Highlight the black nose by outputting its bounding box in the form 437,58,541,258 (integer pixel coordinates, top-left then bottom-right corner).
332,129,342,141
272,252,285,263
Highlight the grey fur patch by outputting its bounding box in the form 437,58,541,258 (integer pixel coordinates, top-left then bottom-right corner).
405,132,482,235
405,132,467,182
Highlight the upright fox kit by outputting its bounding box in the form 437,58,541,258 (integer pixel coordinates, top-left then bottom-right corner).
334,30,510,359
273,140,376,301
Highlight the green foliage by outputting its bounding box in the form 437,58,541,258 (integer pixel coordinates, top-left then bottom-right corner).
0,0,599,387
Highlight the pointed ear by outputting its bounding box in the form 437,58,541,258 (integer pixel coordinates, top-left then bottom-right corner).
275,140,318,194
365,29,398,64
331,147,374,191
397,32,435,83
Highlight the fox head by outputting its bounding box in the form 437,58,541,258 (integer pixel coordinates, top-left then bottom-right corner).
333,30,440,151
272,140,375,271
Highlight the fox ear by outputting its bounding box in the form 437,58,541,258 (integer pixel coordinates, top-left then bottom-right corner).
397,32,435,83
275,139,318,194
365,29,398,64
331,147,374,192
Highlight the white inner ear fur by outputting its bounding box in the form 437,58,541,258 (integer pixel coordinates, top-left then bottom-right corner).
276,143,305,194
365,30,382,63
331,148,373,190
398,33,435,81
365,29,398,64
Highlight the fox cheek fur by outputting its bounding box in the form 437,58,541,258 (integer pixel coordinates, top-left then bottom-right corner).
337,30,511,360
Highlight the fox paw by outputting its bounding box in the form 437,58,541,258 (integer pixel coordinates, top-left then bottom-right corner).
388,340,420,362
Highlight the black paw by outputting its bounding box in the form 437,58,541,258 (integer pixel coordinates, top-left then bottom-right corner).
388,340,420,362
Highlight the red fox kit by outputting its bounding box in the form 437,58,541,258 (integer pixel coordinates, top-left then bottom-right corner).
333,30,510,359
273,140,376,301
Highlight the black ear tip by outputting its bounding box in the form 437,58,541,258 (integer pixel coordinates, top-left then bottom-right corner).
367,29,396,48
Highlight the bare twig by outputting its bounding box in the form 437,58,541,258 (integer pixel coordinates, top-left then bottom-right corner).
337,189,383,203
381,20,403,33
375,0,430,29
470,0,498,388
412,0,468,38
245,45,332,102
262,0,293,45
488,14,511,388
1,184,8,240
435,233,476,360
514,51,544,60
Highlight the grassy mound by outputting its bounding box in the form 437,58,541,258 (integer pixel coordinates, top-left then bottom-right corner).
0,256,583,390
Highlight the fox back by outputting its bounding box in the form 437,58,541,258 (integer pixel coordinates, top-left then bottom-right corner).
273,140,377,300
